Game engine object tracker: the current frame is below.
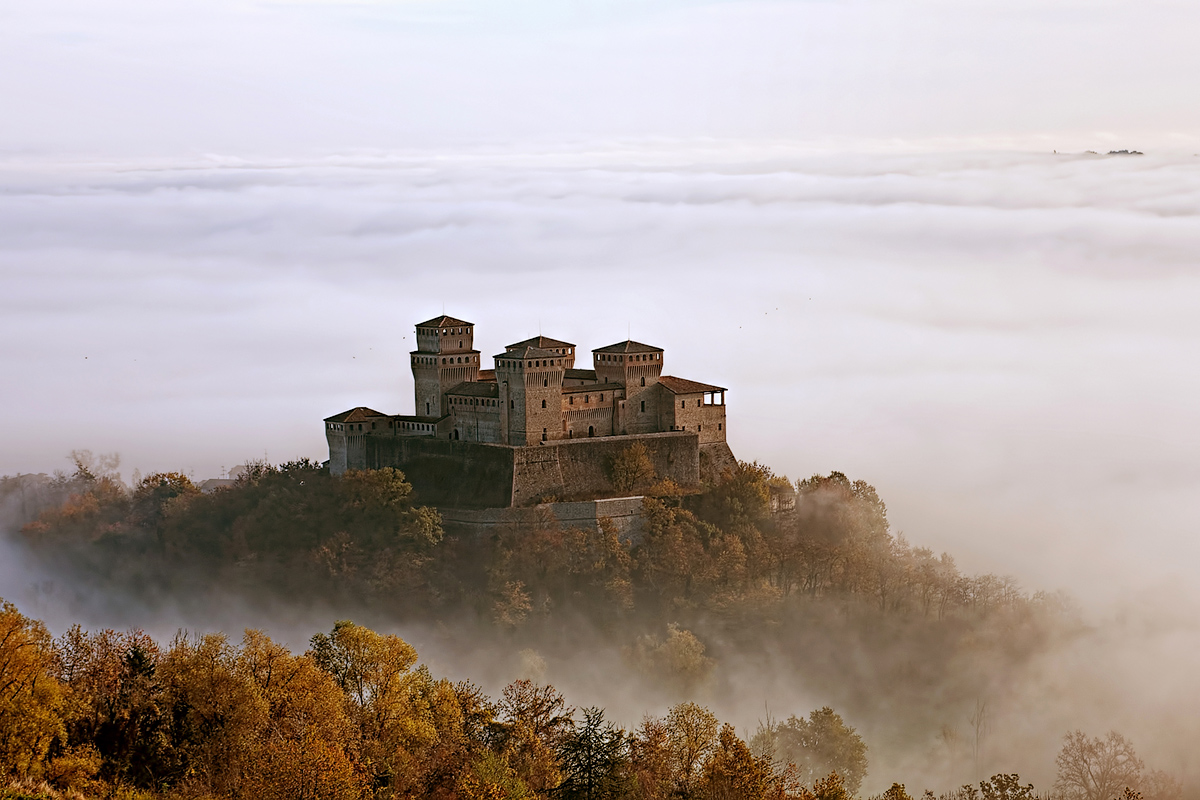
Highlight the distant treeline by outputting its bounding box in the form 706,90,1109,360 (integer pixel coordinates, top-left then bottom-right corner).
5,452,1075,632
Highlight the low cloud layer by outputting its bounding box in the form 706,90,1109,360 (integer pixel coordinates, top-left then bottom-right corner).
3,146,1199,609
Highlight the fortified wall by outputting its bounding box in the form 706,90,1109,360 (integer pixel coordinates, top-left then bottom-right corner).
339,428,732,508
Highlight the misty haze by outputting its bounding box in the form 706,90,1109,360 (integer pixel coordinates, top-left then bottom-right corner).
2,1,1199,800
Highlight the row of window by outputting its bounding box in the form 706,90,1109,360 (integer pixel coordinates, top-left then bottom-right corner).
597,352,660,363
415,355,478,365
568,393,605,405
418,326,470,337
451,397,498,408
400,421,433,432
499,358,563,369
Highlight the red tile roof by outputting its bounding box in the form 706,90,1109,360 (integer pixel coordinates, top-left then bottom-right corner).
324,406,389,423
506,335,576,351
416,315,473,328
658,376,726,394
593,340,663,354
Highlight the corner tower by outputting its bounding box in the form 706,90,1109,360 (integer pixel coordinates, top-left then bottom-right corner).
592,340,664,391
410,315,481,418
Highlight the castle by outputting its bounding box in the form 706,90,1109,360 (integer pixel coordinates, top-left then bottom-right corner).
324,315,736,508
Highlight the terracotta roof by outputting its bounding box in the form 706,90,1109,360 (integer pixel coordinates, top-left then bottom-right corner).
506,335,576,351
416,315,473,328
324,406,390,423
478,369,496,382
658,376,726,394
593,340,663,354
564,368,598,381
447,381,500,398
494,345,564,360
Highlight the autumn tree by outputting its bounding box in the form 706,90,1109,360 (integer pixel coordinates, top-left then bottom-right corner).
495,679,575,795
664,701,720,798
698,724,769,800
771,707,868,794
158,631,268,796
0,599,66,780
610,443,656,495
1055,731,1144,800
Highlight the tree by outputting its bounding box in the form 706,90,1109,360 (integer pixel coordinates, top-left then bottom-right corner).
626,624,714,696
775,707,868,794
1055,731,1143,800
0,599,66,780
495,679,575,795
664,701,720,798
978,774,1036,800
610,443,656,495
557,707,631,800
699,724,769,800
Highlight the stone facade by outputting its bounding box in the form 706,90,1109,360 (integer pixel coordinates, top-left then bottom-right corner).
324,314,735,506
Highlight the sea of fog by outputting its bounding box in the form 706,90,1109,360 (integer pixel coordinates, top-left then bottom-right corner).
3,144,1198,605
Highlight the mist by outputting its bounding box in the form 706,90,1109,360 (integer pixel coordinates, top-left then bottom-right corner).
3,0,1200,796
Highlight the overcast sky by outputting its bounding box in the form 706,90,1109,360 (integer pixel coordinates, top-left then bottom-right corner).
3,0,1200,608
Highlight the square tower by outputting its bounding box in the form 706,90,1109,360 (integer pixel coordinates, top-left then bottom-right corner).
410,315,481,418
495,345,567,445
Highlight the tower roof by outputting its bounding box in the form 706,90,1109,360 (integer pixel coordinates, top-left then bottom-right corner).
324,406,389,423
494,345,563,360
416,315,473,328
506,335,576,351
593,340,663,354
658,376,726,394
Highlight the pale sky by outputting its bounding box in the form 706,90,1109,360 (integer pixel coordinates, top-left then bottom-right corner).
3,0,1200,608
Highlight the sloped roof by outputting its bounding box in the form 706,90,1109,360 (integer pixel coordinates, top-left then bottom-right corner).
416,315,473,328
324,406,389,423
506,335,576,351
564,368,598,381
393,414,447,423
593,340,663,354
494,345,564,360
447,381,500,398
658,376,726,394
477,369,497,382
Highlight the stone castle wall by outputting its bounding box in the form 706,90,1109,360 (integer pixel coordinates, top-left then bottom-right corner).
349,431,701,509
511,431,699,505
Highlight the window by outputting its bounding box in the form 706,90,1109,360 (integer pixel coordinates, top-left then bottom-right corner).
600,394,604,401
543,379,548,387
542,428,547,441
588,425,594,437
459,340,463,347
698,424,702,432
541,400,546,408
640,377,645,386
681,400,685,408
426,402,430,414
569,396,573,405
585,395,589,403
640,400,645,412
510,400,514,408
718,423,722,430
